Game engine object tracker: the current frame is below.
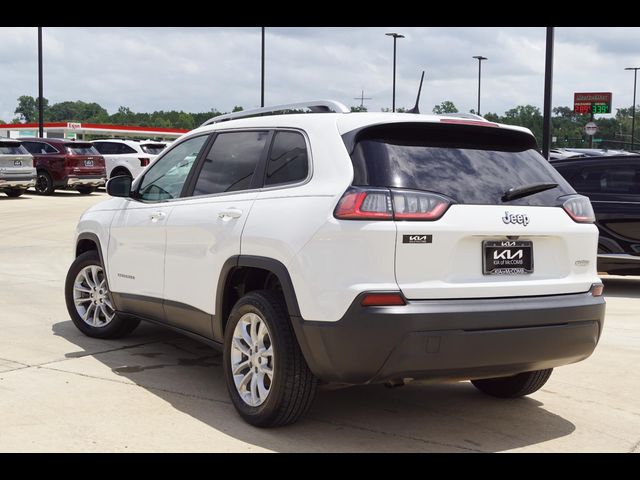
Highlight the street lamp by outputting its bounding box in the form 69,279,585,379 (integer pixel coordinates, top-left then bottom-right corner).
472,55,487,116
38,27,44,138
385,32,404,112
261,27,265,107
625,66,640,151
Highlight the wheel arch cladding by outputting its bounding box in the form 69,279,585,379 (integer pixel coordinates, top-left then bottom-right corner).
215,256,302,342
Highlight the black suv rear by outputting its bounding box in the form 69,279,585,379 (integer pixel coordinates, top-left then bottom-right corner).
551,154,640,275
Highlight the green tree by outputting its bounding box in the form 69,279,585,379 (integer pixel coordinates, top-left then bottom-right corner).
232,106,244,112
14,95,49,123
350,105,368,112
501,105,543,144
432,101,458,114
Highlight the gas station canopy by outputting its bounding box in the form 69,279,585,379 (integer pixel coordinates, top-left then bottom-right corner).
0,121,188,140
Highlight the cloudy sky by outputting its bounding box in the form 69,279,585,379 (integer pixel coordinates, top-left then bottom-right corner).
1,27,639,122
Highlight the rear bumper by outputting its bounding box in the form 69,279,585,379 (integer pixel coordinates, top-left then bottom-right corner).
0,174,36,189
291,291,605,384
65,176,106,188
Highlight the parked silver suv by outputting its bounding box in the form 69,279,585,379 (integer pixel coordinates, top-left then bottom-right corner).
0,139,36,197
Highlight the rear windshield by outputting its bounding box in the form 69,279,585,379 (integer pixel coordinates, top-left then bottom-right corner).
0,142,28,155
140,144,166,155
66,143,99,155
346,123,575,206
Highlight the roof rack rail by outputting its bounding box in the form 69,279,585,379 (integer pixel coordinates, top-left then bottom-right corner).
201,100,350,126
440,112,487,121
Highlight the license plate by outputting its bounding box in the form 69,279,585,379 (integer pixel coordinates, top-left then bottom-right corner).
483,240,533,275
14,160,22,167
84,159,94,167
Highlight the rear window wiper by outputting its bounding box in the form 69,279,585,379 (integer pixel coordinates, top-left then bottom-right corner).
502,183,558,202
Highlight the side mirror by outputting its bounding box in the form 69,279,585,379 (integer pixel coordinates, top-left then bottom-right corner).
106,175,132,198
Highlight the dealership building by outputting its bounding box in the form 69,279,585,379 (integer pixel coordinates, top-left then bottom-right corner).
0,122,188,141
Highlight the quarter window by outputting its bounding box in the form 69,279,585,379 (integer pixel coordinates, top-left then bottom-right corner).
193,131,268,196
265,131,309,186
137,135,208,202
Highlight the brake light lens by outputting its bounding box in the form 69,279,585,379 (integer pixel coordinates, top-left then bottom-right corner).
334,187,393,220
563,196,595,223
361,292,406,306
139,157,150,167
391,189,451,221
334,187,452,221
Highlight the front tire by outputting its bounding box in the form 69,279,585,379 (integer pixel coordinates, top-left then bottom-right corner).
5,188,26,197
471,369,553,398
35,170,54,195
65,250,140,339
223,290,317,427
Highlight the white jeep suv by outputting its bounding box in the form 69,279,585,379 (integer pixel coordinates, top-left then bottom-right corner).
92,139,167,180
66,101,605,427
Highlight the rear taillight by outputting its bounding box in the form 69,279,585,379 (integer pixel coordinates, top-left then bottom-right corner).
139,157,150,167
334,187,451,221
391,189,451,221
563,195,595,223
361,292,406,306
334,187,393,220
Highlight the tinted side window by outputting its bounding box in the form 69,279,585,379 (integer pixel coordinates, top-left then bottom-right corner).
193,131,268,196
93,142,116,154
265,131,309,186
572,163,640,194
118,143,138,154
21,142,42,154
138,135,208,202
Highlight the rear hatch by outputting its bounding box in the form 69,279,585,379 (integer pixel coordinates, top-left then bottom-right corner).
0,141,34,176
346,121,599,299
63,142,106,176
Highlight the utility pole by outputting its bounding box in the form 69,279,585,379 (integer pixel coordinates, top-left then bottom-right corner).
542,27,554,160
38,27,44,138
625,67,639,150
353,90,372,109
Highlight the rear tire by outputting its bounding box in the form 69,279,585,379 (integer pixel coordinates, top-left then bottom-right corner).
35,170,54,195
5,189,26,198
471,369,553,398
65,250,140,339
223,290,317,427
77,187,96,195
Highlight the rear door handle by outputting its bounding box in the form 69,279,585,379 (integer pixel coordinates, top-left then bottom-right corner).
218,208,243,220
149,211,167,222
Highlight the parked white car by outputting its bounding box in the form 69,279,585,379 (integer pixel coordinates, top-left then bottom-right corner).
66,101,606,427
91,139,168,180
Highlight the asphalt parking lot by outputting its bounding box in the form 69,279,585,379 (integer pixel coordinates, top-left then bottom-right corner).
1,190,639,452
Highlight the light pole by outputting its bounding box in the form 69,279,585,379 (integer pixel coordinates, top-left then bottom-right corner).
472,55,487,116
385,32,404,112
38,27,43,138
261,27,265,108
625,67,639,150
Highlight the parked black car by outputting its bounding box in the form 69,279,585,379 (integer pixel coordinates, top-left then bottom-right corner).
551,154,640,275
